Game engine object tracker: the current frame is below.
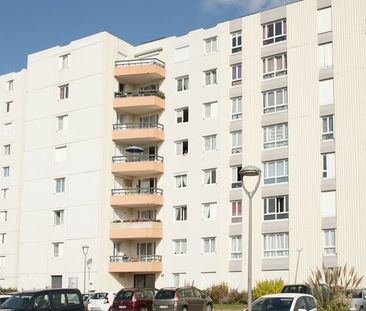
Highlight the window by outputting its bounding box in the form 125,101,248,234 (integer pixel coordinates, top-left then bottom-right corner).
0,256,5,267
176,107,189,123
203,101,217,119
54,210,64,225
6,80,13,91
231,31,242,53
0,233,7,244
263,123,288,149
323,229,336,255
1,188,8,200
319,43,333,68
202,237,216,254
202,202,217,220
263,54,287,79
174,239,187,255
203,168,217,185
59,54,70,70
55,177,66,193
264,196,289,220
263,88,288,114
175,174,187,188
319,79,334,106
204,69,217,86
176,76,189,92
322,153,335,179
3,144,10,156
263,233,289,257
5,101,12,113
263,19,287,45
231,63,242,86
231,200,242,223
57,115,68,131
176,140,189,155
175,45,189,62
138,209,156,221
231,130,242,154
174,206,187,222
58,84,69,100
55,146,67,162
321,191,336,217
52,242,64,257
0,211,7,222
322,115,334,140
264,159,288,184
231,97,242,120
3,166,10,177
204,37,217,54
231,166,242,188
231,236,242,259
318,7,332,34
3,122,12,135
203,135,217,152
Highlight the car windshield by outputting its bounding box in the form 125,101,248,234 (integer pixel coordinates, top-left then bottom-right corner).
1,293,34,309
155,290,175,299
90,293,107,300
282,286,309,294
116,291,133,300
262,297,293,311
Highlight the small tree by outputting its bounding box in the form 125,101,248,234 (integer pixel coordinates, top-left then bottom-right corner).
307,264,363,311
252,279,285,300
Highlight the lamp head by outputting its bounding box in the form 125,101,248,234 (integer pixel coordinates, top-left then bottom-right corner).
239,165,261,178
82,245,89,255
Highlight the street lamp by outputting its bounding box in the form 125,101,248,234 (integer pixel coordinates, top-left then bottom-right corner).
82,245,89,294
239,165,261,311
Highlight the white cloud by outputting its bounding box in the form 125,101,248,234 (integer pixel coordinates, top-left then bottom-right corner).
201,0,291,13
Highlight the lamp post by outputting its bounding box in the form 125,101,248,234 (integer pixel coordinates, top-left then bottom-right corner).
239,165,261,311
82,245,89,294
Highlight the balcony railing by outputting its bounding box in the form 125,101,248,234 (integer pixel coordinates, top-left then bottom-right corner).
112,155,164,163
110,254,162,263
111,188,163,195
114,90,165,99
115,58,165,68
113,123,164,130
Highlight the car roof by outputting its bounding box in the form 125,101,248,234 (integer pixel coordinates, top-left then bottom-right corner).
260,293,315,299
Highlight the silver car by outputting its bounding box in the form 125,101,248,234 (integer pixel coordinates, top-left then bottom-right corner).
153,287,212,311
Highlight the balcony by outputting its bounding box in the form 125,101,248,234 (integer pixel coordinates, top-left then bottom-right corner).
112,155,164,177
109,220,162,239
109,255,162,273
114,59,165,84
112,123,164,144
114,91,165,115
111,187,163,208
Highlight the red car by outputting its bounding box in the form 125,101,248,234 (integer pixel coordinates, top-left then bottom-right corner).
111,288,156,311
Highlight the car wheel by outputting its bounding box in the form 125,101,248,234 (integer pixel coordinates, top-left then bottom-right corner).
182,306,188,311
206,304,212,311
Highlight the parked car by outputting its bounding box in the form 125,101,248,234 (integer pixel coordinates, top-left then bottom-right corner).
0,288,84,311
87,292,115,311
247,293,317,311
82,294,90,311
111,288,156,311
348,288,366,311
0,294,12,305
153,287,212,311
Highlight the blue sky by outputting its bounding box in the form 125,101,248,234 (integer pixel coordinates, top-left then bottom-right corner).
0,0,290,75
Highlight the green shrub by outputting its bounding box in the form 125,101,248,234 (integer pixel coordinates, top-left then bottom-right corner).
203,282,247,304
252,278,285,300
0,287,17,294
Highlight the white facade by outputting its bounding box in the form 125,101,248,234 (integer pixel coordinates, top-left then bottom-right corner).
0,0,366,292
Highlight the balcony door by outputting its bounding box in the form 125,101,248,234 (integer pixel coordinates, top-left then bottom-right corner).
137,242,156,259
138,178,156,192
139,115,157,128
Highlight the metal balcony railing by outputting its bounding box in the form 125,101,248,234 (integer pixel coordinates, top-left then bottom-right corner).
112,154,164,163
113,123,164,130
111,188,163,195
115,58,165,68
110,254,162,263
114,90,162,98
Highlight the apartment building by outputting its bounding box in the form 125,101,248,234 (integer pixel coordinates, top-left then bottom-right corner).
0,0,365,291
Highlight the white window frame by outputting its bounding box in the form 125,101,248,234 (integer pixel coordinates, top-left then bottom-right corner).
203,134,217,152
264,159,288,184
263,233,289,257
231,200,242,223
231,31,242,53
175,174,187,188
263,88,288,114
174,205,187,222
319,43,333,69
0,256,5,267
173,239,187,255
175,140,189,156
322,115,334,140
55,177,66,193
264,196,289,220
53,210,64,226
57,114,68,131
231,235,242,259
59,53,70,70
55,146,67,162
263,19,287,45
52,242,64,258
3,122,12,135
1,188,9,200
58,84,69,100
204,37,218,54
5,101,12,113
0,233,6,244
202,237,216,254
231,97,242,120
319,79,334,106
176,76,189,92
322,153,335,179
263,123,288,149
318,7,332,34
323,229,336,255
203,101,217,119
231,63,242,86
263,54,287,79
202,202,217,221
4,144,10,156
204,69,217,86
203,168,217,185
176,107,189,123
231,166,242,189
0,211,7,222
6,80,13,91
231,130,242,154
3,166,10,177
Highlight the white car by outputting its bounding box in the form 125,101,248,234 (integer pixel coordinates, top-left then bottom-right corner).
87,292,115,311
248,293,317,311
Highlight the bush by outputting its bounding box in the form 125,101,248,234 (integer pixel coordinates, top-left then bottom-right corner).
0,287,17,294
252,279,285,300
203,282,247,304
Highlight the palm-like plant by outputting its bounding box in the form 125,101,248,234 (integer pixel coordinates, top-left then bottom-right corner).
306,264,363,311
